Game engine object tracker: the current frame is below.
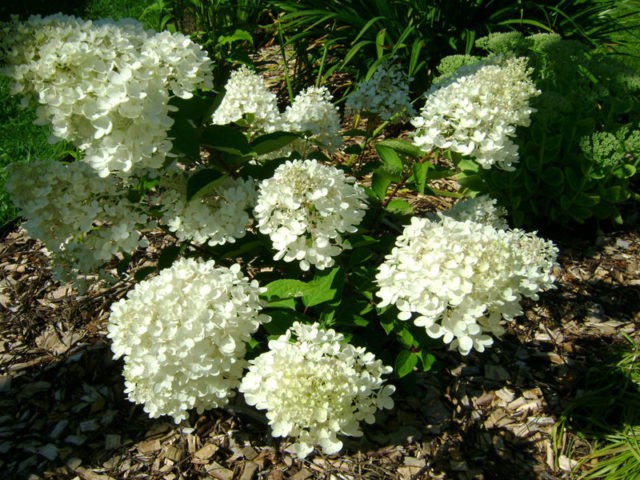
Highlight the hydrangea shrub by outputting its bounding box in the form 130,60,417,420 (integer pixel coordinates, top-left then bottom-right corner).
1,15,565,459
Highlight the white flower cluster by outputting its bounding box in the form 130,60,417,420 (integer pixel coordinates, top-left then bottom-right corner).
444,195,508,230
254,159,367,271
346,61,416,121
376,215,557,355
211,65,280,134
0,14,213,177
411,57,540,170
283,86,343,152
160,173,257,246
212,67,342,152
6,160,147,280
240,322,395,458
108,258,270,423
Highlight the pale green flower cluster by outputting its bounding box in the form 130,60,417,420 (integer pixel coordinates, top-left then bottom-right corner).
376,214,557,355
254,159,368,271
108,258,270,423
5,160,147,281
239,322,395,458
411,57,540,170
0,14,213,177
346,60,416,121
212,67,342,153
160,173,257,246
444,195,509,230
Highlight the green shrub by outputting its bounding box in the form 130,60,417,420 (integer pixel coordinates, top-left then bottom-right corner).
455,32,640,228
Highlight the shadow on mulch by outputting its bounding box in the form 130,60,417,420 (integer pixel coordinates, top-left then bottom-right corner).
1,342,156,477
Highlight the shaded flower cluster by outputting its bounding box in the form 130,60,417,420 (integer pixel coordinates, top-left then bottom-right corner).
254,159,367,271
376,214,557,355
5,160,147,281
346,60,415,121
212,67,342,152
411,57,540,170
443,195,508,230
160,173,257,246
240,322,395,458
108,258,270,423
0,14,213,177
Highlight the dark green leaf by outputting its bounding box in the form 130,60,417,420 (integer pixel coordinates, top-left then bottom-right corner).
201,125,252,156
377,139,424,158
385,198,414,215
395,350,418,378
250,131,301,155
158,245,181,270
186,169,225,202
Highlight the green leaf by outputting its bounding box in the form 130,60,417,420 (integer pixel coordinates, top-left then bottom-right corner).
377,139,424,158
250,131,300,156
397,327,418,348
375,144,403,175
371,169,395,201
217,29,253,46
186,168,226,201
201,125,252,156
412,162,429,194
395,350,418,378
169,117,200,160
419,352,436,372
303,267,343,307
264,279,309,302
385,198,414,215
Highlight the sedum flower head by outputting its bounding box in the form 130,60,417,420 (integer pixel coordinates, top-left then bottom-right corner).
0,14,213,177
376,215,557,355
254,159,367,271
5,159,147,281
239,322,395,458
346,60,416,121
411,57,540,170
108,258,270,423
211,65,280,134
160,173,257,246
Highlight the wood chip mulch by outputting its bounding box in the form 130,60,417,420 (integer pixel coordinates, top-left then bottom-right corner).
1,215,639,479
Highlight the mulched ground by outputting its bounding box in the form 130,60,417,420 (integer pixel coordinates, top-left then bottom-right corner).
1,198,639,480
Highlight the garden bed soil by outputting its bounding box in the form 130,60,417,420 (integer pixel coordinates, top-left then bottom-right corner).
1,201,639,479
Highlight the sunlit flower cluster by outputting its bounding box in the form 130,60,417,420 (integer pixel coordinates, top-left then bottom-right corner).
211,65,280,134
160,173,257,246
0,14,213,177
376,215,557,355
283,86,342,152
5,160,147,281
346,60,415,121
212,67,342,153
254,159,367,271
411,57,540,170
239,322,395,458
108,258,270,423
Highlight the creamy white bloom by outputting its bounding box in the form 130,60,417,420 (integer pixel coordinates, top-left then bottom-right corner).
444,195,508,230
160,173,257,246
284,86,343,152
211,65,280,134
376,215,557,355
5,160,148,282
411,57,540,170
212,68,343,155
346,61,415,121
0,14,213,176
108,258,270,423
254,159,367,271
239,322,395,458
